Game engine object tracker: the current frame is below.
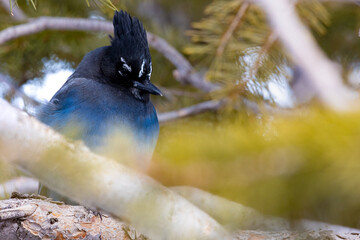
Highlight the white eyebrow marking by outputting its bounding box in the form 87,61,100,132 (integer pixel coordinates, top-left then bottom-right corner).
147,63,152,78
121,57,132,72
139,60,145,78
118,70,124,76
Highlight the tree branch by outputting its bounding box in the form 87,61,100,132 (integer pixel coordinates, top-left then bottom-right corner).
0,196,147,239
0,73,41,106
216,3,250,57
0,16,219,93
2,196,359,240
248,31,278,79
158,100,225,123
0,16,226,120
0,15,295,119
260,0,358,111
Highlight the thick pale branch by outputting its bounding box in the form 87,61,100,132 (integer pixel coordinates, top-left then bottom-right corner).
260,0,358,111
0,99,228,240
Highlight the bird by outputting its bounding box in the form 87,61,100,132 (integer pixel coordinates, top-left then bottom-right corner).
36,10,162,201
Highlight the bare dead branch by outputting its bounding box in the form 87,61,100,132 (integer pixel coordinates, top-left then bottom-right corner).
158,100,225,123
260,0,358,111
1,197,359,240
0,17,113,44
0,197,146,239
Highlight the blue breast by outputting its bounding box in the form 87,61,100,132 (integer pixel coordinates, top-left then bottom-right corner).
37,78,159,170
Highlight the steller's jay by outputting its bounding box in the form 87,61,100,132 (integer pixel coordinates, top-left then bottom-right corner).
36,11,162,201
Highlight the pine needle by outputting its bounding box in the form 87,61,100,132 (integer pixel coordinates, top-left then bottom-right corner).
103,0,118,11
9,0,13,16
29,0,36,10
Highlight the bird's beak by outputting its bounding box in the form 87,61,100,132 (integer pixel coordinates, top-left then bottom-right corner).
132,81,163,96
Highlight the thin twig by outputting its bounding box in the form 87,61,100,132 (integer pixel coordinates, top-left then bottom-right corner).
0,16,219,92
216,3,250,57
158,100,225,123
0,73,41,106
249,31,278,78
160,87,205,99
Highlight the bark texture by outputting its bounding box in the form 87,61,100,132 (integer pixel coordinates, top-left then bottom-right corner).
0,194,146,240
1,196,360,240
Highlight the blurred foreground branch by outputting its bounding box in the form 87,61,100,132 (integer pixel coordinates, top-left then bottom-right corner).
0,99,227,240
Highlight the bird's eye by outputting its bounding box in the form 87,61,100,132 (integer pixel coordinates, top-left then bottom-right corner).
138,60,146,78
147,63,152,79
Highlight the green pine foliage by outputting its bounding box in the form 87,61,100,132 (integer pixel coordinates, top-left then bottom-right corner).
184,0,329,102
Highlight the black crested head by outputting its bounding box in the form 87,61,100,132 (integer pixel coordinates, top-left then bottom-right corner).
100,10,162,101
